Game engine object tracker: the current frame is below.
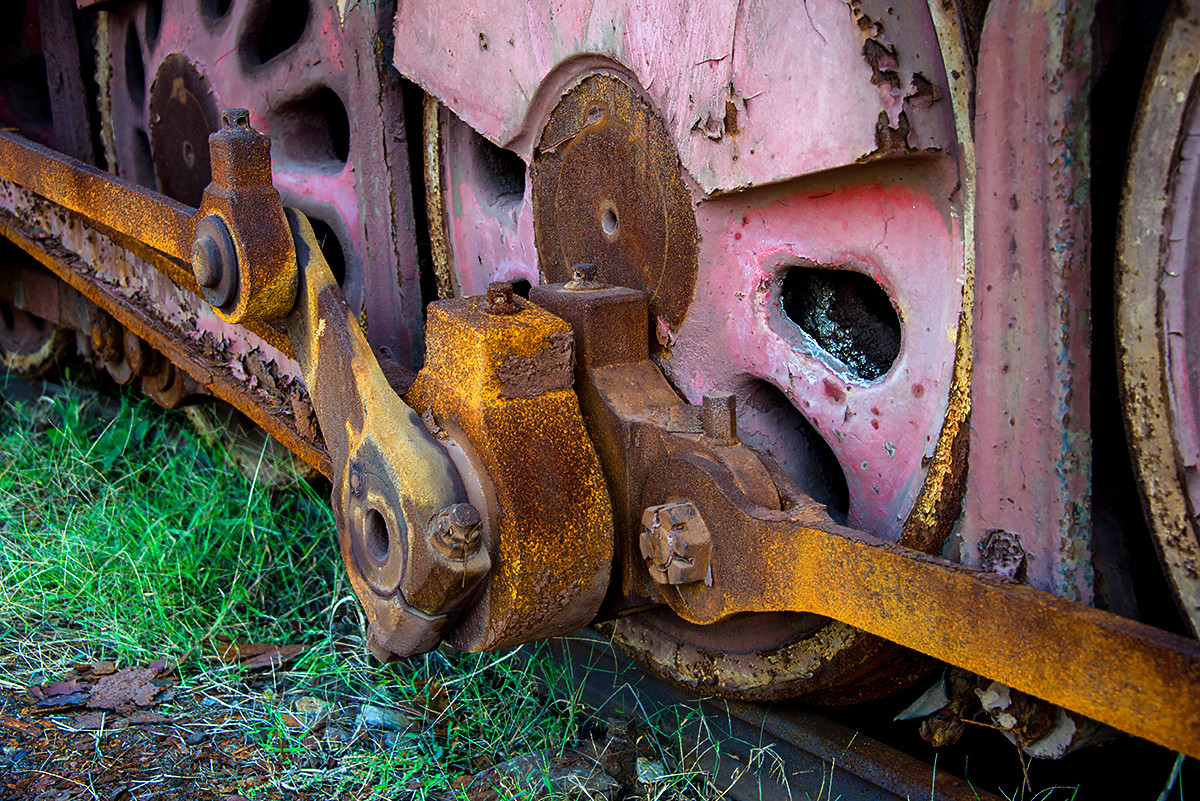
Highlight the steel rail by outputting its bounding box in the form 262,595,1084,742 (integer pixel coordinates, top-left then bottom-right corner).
539,632,1003,801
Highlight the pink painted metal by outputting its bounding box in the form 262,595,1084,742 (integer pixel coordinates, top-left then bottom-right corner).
394,0,955,192
961,0,1095,601
399,0,965,542
102,0,422,365
438,110,540,296
666,164,962,537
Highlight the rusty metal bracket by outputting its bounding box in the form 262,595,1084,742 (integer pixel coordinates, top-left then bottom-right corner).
282,209,487,658
530,278,1200,760
193,109,297,323
404,282,614,652
0,118,613,659
0,124,296,348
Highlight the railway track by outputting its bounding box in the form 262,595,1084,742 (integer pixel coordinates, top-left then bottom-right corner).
541,632,1000,801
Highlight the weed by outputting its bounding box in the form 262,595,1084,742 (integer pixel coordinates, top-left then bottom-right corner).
0,384,713,798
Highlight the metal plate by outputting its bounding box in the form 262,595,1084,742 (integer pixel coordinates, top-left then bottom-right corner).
532,72,699,335
148,53,220,208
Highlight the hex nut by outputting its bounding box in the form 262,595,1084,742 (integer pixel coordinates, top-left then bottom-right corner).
484,281,521,315
639,501,712,585
402,503,491,615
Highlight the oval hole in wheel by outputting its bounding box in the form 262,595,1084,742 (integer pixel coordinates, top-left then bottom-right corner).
781,265,901,381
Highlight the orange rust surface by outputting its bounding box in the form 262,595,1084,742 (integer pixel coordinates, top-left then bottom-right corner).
198,114,298,324
0,130,195,260
407,297,613,651
646,454,1200,760
0,209,328,475
284,210,464,656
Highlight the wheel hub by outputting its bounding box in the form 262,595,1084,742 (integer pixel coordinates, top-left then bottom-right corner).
148,53,220,209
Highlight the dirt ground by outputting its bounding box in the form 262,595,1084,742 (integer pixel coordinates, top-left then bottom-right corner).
0,631,672,801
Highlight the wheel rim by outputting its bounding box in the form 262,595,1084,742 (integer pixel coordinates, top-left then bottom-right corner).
0,300,70,377
1117,2,1200,636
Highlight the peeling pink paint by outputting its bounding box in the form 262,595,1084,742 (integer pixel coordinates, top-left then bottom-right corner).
664,166,963,538
394,0,955,194
963,0,1094,601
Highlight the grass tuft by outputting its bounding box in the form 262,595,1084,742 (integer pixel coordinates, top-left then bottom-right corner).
0,382,712,798
0,386,336,659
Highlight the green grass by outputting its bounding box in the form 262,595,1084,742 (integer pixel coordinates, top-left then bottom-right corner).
0,384,335,658
0,381,697,798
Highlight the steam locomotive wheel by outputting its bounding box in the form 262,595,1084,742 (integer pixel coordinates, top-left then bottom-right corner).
0,302,70,378
100,0,364,310
414,2,972,700
1118,2,1200,636
99,0,418,484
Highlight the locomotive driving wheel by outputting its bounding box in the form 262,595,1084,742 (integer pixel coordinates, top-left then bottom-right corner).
1118,0,1200,637
408,0,974,700
97,0,422,484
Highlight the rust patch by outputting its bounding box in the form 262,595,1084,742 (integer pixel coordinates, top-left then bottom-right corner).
874,110,913,154
532,73,699,337
497,329,575,399
822,378,845,403
862,38,902,91
905,73,941,110
849,1,942,158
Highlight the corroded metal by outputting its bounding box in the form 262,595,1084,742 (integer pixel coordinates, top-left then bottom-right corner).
0,130,196,261
147,53,221,210
532,72,698,336
531,279,924,703
282,209,478,658
538,275,1200,756
423,94,456,301
960,0,1096,600
405,286,613,652
395,0,956,193
631,448,1200,760
1116,0,1200,635
195,109,297,323
0,203,329,475
639,502,712,586
102,0,425,363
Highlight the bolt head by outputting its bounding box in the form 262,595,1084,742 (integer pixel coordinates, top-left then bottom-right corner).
449,502,482,533
192,236,222,288
348,464,364,496
639,501,712,585
484,281,520,314
191,215,239,309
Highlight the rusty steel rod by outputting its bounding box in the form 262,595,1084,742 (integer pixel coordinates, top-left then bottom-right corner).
652,455,1200,760
0,208,330,476
0,130,196,262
